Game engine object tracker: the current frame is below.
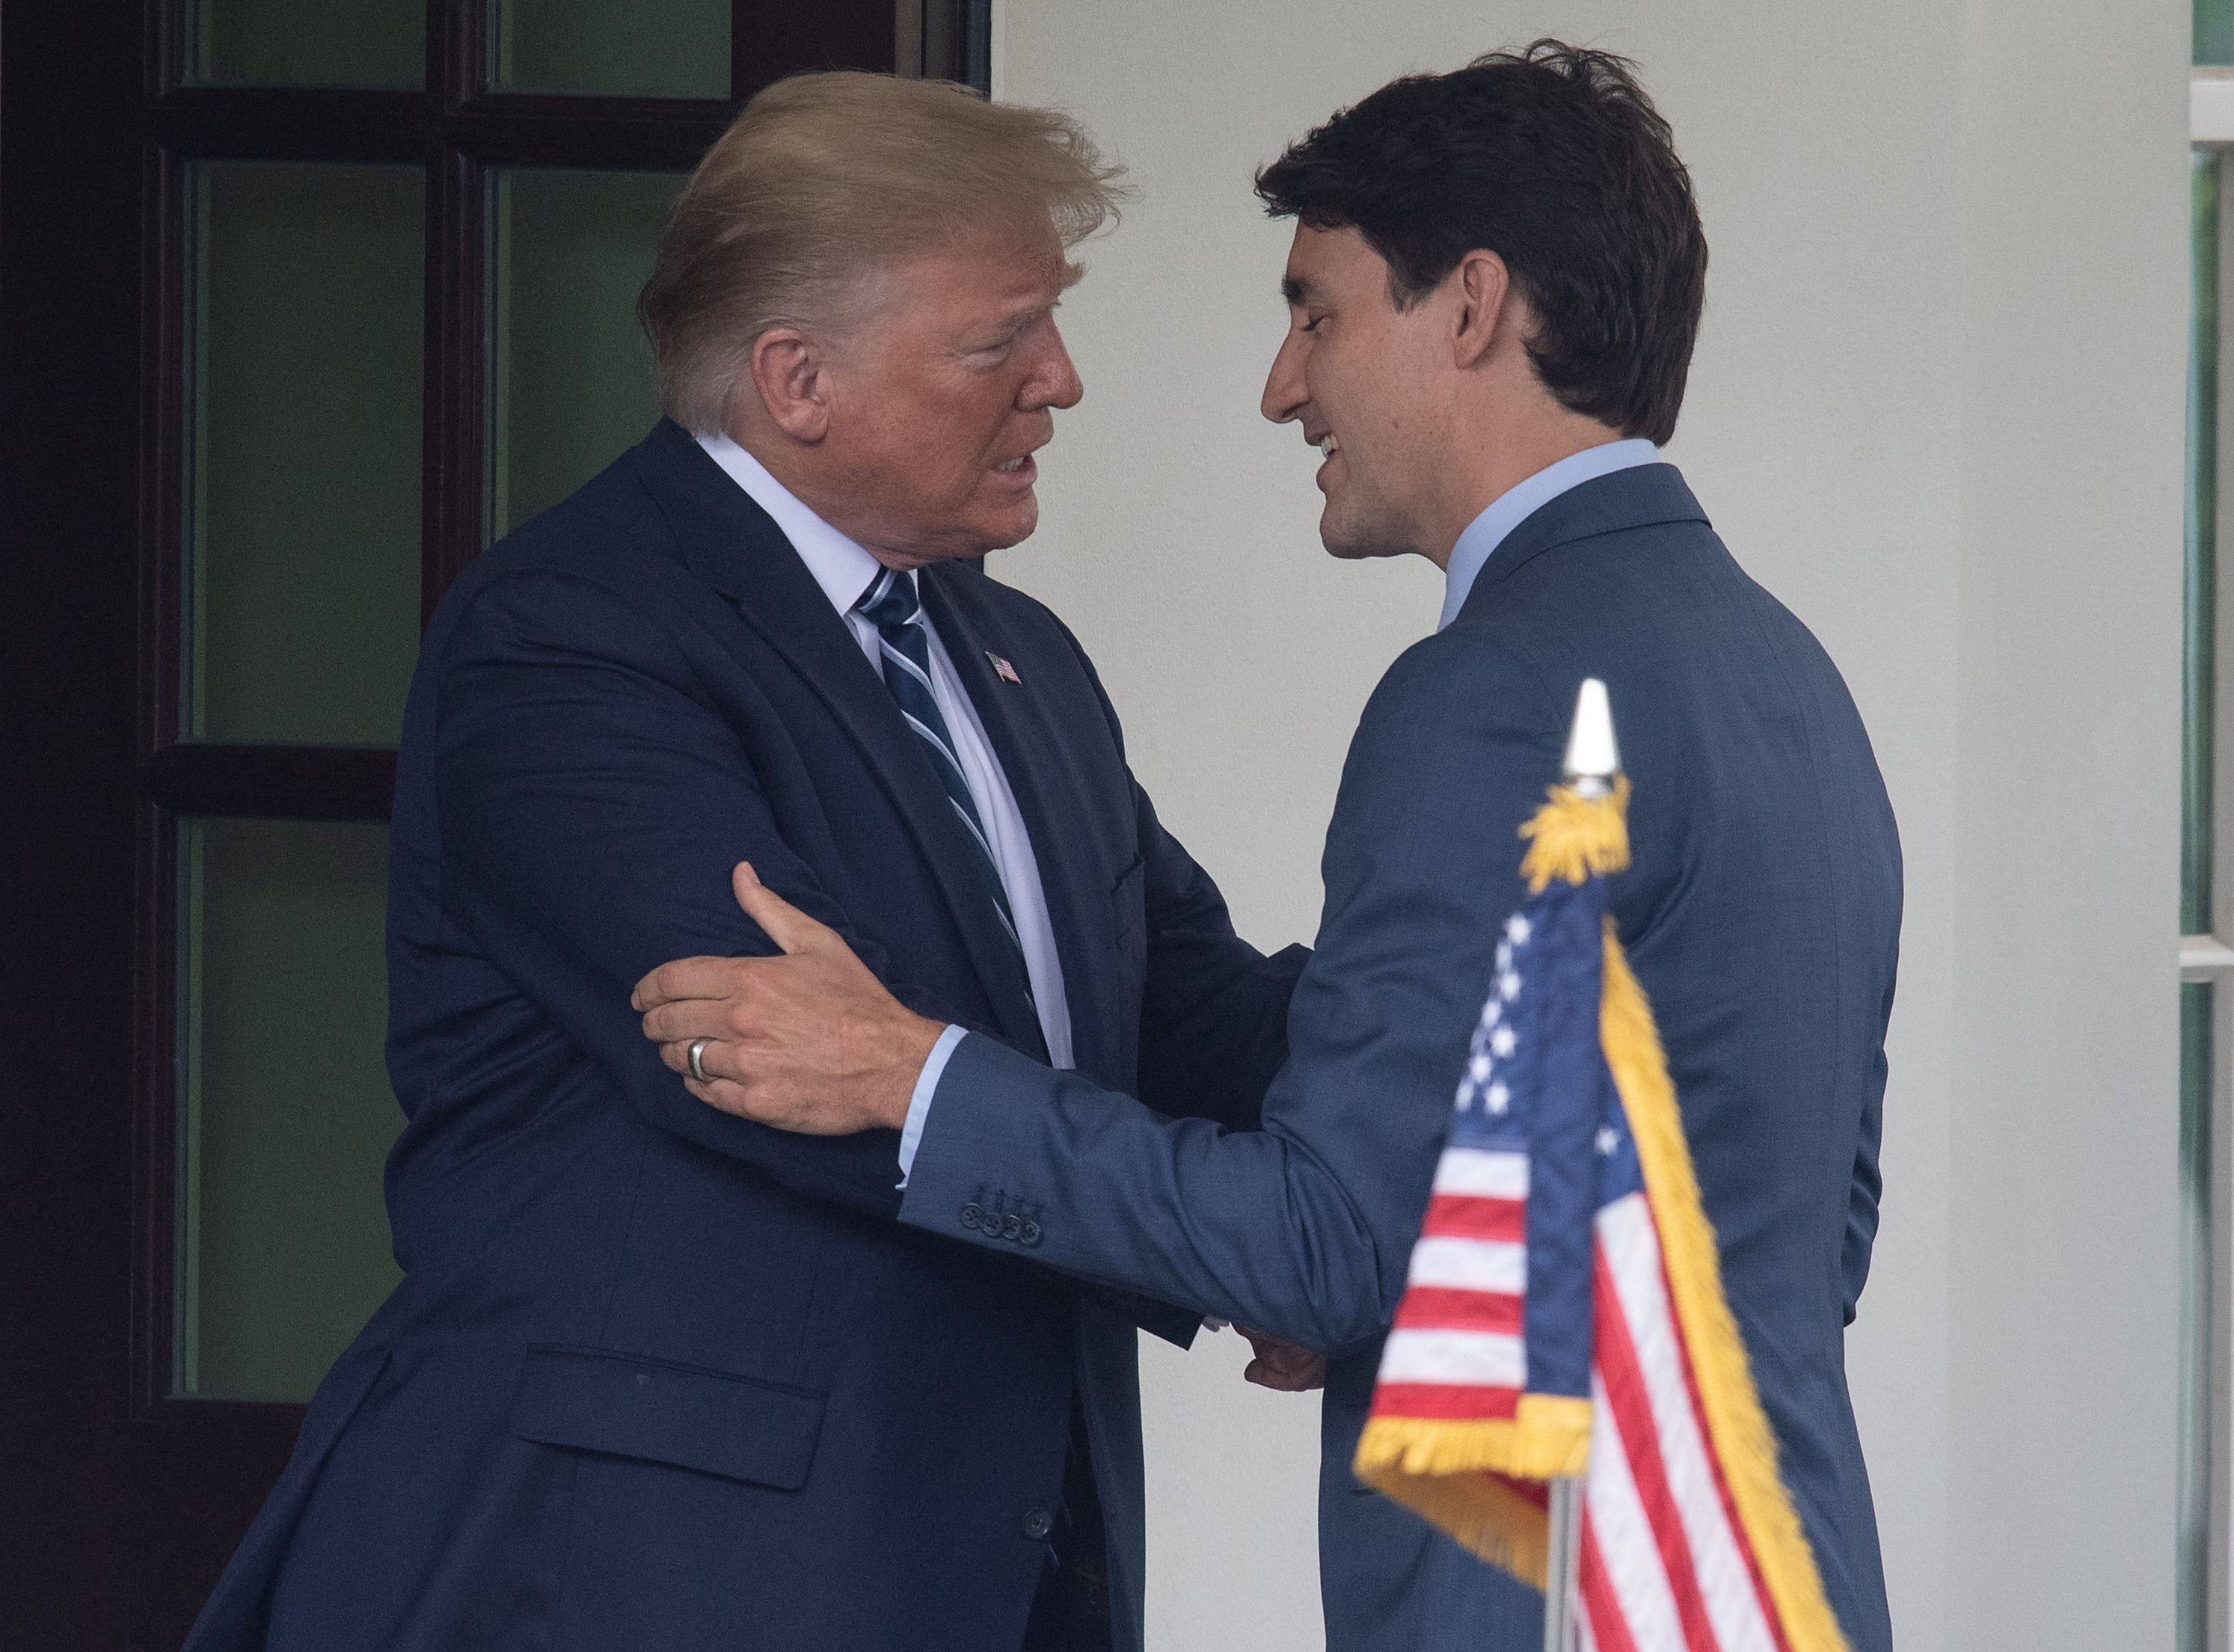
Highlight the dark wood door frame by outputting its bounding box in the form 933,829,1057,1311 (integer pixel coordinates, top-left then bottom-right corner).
1,3,989,1645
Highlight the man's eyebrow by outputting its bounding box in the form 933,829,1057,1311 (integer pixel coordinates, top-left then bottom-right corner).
1280,274,1316,307
982,295,1052,336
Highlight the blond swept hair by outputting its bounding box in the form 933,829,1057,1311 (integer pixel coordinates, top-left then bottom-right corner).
639,72,1127,434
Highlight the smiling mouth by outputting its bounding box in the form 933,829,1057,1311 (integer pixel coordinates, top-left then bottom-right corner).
993,457,1028,472
1313,433,1340,458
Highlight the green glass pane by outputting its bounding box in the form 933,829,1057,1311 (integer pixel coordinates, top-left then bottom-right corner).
489,0,728,97
488,168,678,535
177,817,402,1403
189,162,424,746
2205,0,2234,67
193,0,424,87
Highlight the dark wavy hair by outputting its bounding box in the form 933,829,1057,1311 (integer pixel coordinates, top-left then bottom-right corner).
1254,41,1707,445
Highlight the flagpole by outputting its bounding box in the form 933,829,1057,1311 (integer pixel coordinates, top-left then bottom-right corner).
1541,1476,1583,1652
1538,679,1621,1652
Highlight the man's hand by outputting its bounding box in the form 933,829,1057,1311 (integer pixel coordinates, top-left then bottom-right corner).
1239,1326,1326,1392
633,862,945,1135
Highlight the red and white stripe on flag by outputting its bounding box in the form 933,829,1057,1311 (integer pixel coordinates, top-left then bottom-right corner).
1372,1146,1530,1420
1574,1191,1786,1652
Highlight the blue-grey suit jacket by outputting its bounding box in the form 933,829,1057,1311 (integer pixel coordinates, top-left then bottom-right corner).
901,464,1900,1652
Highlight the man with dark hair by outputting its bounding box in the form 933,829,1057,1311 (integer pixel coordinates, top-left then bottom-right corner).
636,43,1899,1652
1254,41,1703,450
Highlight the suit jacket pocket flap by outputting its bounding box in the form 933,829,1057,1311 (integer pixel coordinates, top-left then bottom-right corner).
509,1345,825,1490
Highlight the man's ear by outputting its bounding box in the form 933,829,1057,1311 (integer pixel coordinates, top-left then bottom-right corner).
747,328,832,443
1451,249,1513,372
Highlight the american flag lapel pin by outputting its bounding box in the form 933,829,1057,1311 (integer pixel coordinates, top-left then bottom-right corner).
986,651,1022,685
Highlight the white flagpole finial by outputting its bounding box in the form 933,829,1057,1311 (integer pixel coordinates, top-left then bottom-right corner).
1562,678,1621,795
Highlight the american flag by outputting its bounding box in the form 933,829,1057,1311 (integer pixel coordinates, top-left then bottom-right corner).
1354,779,1847,1652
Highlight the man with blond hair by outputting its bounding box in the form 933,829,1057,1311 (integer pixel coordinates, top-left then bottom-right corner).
180,73,1304,1652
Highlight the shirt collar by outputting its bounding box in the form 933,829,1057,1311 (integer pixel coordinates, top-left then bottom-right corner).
1437,438,1660,630
696,430,891,616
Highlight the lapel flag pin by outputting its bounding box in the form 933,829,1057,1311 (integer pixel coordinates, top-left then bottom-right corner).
987,651,1022,686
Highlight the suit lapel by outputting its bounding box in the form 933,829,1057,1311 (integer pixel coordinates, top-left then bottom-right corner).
629,423,1043,1054
921,565,1119,1080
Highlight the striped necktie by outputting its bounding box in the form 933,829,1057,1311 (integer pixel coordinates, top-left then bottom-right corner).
854,567,1034,998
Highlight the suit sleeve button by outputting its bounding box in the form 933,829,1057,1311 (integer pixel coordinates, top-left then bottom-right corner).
1019,1220,1043,1248
1000,1213,1023,1241
960,1203,982,1230
1022,1508,1055,1541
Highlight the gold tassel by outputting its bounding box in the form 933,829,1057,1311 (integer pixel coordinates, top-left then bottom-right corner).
1518,777,1633,894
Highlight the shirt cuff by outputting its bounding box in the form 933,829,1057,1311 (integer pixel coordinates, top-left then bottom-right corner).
896,1024,968,1188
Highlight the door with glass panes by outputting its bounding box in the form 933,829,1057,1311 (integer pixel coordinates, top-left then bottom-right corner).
0,3,989,1645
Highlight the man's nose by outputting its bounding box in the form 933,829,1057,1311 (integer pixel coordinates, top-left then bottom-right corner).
1262,331,1306,425
1023,322,1084,411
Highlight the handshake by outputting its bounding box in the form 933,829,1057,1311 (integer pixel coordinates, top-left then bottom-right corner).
1236,1326,1326,1393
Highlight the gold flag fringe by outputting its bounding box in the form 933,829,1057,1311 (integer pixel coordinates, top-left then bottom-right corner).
1357,1462,1560,1588
1354,1394,1592,1484
1353,1391,1592,1586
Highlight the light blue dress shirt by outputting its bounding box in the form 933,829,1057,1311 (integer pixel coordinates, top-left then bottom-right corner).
1437,438,1660,630
901,436,1661,1182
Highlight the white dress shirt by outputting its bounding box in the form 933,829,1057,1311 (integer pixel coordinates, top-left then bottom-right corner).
1438,438,1660,630
695,434,1071,1179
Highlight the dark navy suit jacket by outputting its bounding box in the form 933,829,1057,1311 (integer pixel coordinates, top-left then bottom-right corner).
181,420,1304,1652
900,465,1901,1652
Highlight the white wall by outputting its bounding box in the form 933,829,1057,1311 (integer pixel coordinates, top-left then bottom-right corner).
993,4,2189,1648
